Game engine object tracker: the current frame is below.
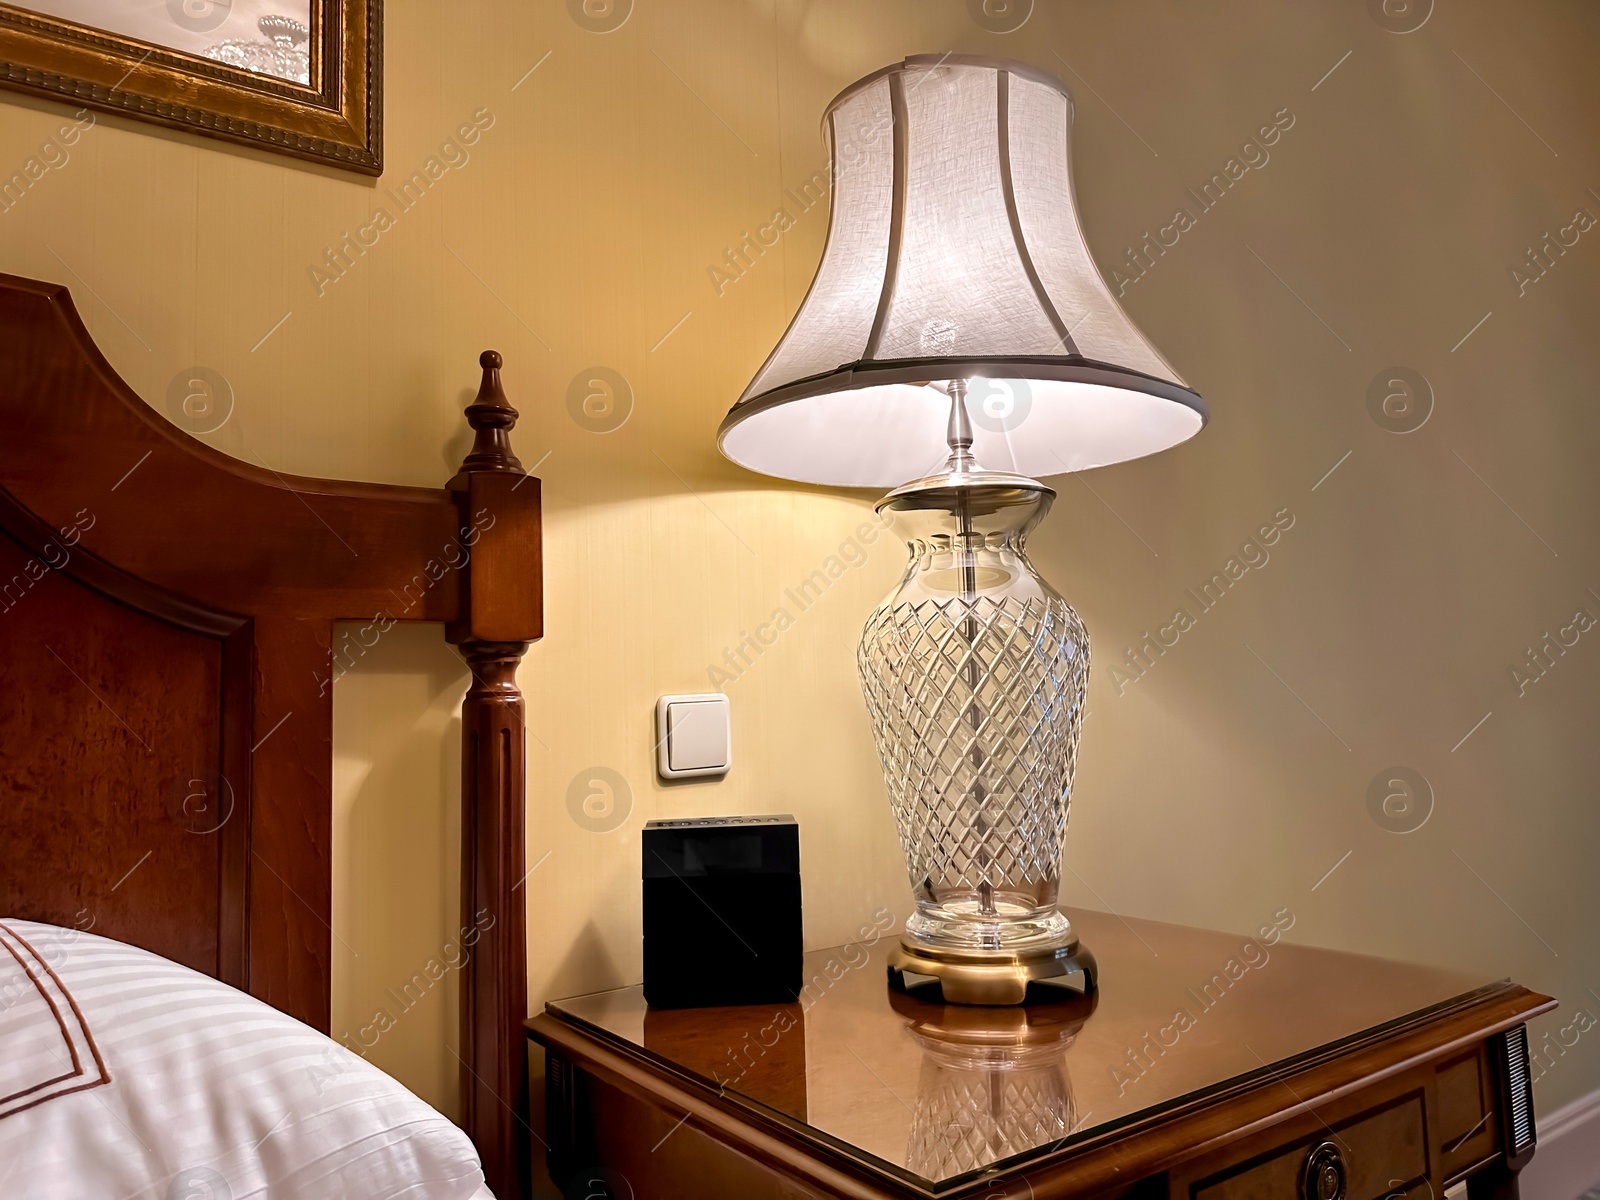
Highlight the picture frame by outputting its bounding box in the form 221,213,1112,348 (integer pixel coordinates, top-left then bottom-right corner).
0,0,381,175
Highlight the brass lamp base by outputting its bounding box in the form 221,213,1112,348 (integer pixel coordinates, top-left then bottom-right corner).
887,935,1098,1006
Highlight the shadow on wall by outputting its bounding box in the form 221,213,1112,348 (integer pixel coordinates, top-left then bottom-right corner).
333,621,469,1122
544,917,629,1013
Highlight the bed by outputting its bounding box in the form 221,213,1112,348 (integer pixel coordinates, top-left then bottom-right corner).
0,272,540,1199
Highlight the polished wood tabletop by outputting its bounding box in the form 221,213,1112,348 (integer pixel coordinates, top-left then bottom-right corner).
540,907,1516,1191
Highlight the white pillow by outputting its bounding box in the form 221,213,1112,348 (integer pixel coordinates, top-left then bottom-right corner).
0,919,491,1200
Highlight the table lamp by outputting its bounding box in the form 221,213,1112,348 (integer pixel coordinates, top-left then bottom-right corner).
718,55,1207,1004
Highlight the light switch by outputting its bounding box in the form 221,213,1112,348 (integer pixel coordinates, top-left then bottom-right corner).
655,693,731,779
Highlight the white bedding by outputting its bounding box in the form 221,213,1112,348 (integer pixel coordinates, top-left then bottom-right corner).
0,919,491,1199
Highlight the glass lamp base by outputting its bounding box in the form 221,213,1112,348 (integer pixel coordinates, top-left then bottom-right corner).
887,929,1098,1006
904,903,1076,955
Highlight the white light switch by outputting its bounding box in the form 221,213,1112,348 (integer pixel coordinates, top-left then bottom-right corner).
656,693,731,779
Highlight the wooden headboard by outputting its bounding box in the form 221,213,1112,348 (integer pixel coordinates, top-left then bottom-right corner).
0,273,540,1198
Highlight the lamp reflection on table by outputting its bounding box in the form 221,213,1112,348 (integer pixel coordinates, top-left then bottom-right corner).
889,985,1097,1181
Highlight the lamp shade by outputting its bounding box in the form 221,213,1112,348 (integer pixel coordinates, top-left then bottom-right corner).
718,55,1207,489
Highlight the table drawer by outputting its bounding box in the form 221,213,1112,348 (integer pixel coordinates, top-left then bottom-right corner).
1192,1092,1427,1200
1435,1046,1498,1178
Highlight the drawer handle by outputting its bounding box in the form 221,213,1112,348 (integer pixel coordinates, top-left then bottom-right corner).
1302,1141,1347,1200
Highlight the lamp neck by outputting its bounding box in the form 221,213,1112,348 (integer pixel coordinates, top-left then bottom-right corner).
874,377,1055,516
943,379,978,474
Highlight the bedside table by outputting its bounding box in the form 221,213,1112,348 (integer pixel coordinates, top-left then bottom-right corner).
528,909,1553,1200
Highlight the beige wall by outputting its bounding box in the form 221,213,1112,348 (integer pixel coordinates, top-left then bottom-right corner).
3,0,1598,1152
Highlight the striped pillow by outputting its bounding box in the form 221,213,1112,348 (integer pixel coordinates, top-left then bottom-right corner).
0,919,490,1199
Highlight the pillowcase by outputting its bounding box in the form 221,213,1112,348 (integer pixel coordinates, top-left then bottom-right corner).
0,918,491,1199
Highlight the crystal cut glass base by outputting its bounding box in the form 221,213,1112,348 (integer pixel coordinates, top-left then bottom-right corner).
858,470,1088,962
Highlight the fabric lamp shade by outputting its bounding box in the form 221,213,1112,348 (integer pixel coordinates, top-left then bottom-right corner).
718,55,1207,489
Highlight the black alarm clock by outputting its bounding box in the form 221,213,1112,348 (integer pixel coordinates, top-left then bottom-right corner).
641,815,802,1009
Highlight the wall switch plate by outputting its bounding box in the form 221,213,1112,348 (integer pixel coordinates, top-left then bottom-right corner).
655,693,731,779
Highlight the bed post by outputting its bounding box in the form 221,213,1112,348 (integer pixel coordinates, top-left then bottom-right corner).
447,351,543,1200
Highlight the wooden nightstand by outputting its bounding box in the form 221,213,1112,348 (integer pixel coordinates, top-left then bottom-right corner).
528,909,1553,1199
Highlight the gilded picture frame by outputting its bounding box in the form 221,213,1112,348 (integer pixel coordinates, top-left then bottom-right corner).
0,0,381,175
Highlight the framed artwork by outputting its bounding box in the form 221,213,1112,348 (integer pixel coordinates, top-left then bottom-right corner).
0,0,381,174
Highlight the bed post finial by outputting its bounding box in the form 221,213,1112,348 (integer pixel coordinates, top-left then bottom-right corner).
452,349,524,485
